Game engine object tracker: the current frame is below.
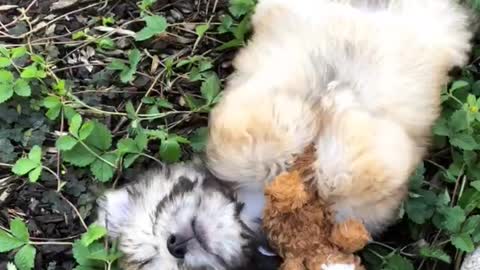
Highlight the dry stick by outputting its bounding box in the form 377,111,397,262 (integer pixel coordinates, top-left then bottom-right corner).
58,193,89,231
29,241,73,246
1,0,38,30
450,165,465,207
56,107,65,192
30,234,81,241
1,2,102,39
455,250,463,270
134,69,165,114
417,230,444,270
0,227,73,245
99,0,109,10
213,0,219,13
58,18,140,63
42,166,63,192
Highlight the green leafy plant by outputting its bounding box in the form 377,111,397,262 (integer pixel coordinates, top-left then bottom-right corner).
72,224,121,270
183,72,222,112
117,132,149,168
57,114,117,182
138,0,158,11
11,145,43,182
0,46,38,103
107,49,142,83
229,0,256,18
0,219,36,270
135,15,168,41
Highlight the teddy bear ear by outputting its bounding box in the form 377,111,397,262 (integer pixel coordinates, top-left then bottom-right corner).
95,188,133,238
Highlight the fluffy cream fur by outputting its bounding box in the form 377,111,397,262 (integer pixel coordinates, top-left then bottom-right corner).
206,0,473,234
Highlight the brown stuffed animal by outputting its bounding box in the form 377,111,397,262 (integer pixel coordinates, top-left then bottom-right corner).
263,146,371,270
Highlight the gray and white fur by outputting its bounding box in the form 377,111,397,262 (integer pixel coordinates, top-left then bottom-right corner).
96,162,280,270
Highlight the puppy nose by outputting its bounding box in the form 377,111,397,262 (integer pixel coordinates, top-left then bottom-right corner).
167,234,188,259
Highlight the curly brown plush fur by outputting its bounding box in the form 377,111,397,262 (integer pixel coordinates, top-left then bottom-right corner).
263,169,371,270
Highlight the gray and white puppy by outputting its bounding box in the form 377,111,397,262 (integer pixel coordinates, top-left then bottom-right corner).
96,162,280,270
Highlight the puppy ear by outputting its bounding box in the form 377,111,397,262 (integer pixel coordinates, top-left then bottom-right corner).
96,188,132,238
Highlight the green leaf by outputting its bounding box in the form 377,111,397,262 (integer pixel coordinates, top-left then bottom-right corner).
0,70,14,103
53,80,67,96
383,254,414,270
43,96,61,108
405,190,437,224
129,49,142,68
84,121,112,151
12,159,37,176
155,99,173,109
28,166,42,183
0,69,14,81
0,230,24,252
135,132,148,150
451,233,475,252
56,135,78,151
145,129,167,140
195,24,209,38
64,106,77,120
13,79,31,97
45,106,61,120
14,245,35,270
229,0,255,18
135,15,168,41
144,15,168,32
0,83,14,103
97,37,115,50
135,28,156,42
72,30,87,40
458,188,480,214
20,65,44,79
218,15,234,33
0,46,8,57
118,49,142,83
117,138,138,154
81,224,107,247
409,162,425,190
72,240,91,266
123,153,140,168
471,181,480,192
201,73,221,104
190,127,208,152
0,57,10,67
69,114,82,137
450,133,478,150
63,144,97,167
90,153,116,182
439,206,466,232
11,47,27,59
79,121,95,141
107,60,127,71
462,215,480,234
28,146,41,163
419,246,451,264
125,100,137,119
159,138,181,163
450,110,469,132
450,80,469,92
10,218,29,242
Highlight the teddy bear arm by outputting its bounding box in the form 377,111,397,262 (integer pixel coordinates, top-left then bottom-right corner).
329,219,371,253
281,254,305,270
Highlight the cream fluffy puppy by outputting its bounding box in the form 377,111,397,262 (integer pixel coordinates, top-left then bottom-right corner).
207,0,474,234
